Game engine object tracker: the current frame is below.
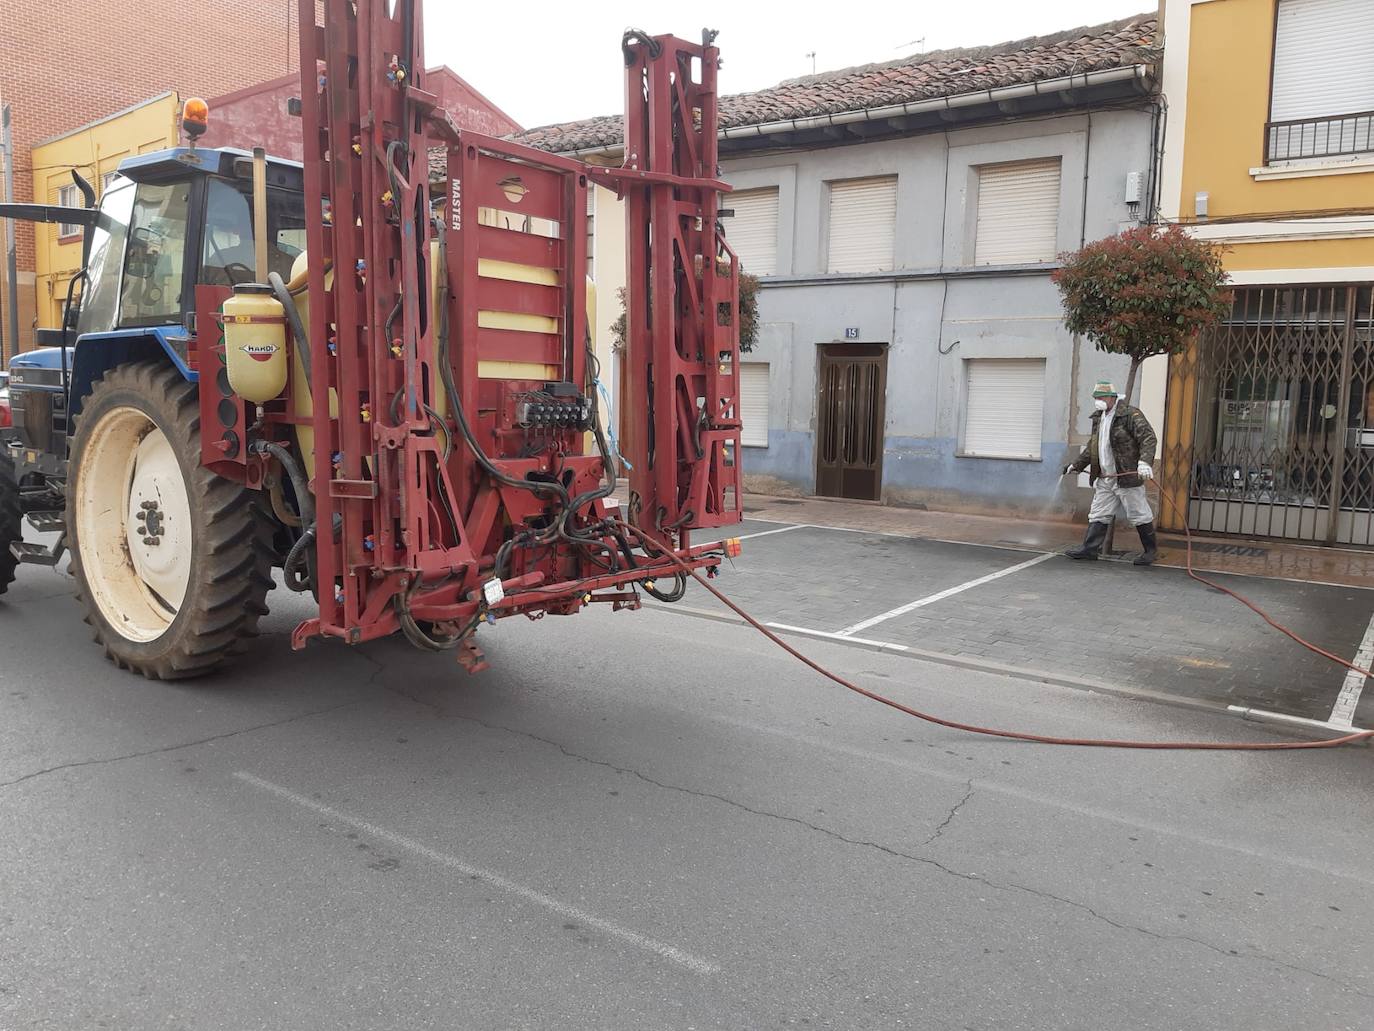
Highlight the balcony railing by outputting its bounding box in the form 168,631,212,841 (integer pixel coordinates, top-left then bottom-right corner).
1265,110,1374,164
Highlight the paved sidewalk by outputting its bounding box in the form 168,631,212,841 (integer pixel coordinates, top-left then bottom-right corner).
738,492,1374,590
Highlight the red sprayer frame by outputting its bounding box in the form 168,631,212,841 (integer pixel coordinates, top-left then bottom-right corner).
206,1,744,662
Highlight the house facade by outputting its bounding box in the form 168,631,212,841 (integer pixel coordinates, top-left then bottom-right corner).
514,15,1162,517
1153,0,1374,545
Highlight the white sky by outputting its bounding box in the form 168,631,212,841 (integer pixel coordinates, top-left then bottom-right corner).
424,0,1156,130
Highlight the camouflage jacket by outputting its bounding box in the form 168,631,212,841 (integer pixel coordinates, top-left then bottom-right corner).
1069,403,1158,488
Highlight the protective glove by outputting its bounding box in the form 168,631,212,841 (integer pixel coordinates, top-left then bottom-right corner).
1137,461,1154,480
1062,464,1076,477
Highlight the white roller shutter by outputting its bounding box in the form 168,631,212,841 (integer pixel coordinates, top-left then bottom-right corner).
727,188,779,277
827,176,896,273
962,358,1045,460
739,363,770,448
973,158,1062,266
1271,0,1374,121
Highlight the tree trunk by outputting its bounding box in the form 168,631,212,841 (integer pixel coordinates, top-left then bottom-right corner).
1123,355,1142,406
1104,356,1144,556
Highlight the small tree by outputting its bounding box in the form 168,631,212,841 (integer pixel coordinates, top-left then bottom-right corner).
611,271,761,353
1052,224,1231,405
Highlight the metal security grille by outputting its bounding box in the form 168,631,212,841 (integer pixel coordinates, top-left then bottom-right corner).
1178,285,1374,545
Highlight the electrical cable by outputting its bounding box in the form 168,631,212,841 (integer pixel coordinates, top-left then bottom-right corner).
639,509,1374,751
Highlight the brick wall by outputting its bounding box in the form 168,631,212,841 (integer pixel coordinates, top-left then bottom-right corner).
0,0,322,349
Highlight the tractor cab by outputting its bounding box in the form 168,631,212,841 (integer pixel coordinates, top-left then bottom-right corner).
68,146,306,362
5,147,306,468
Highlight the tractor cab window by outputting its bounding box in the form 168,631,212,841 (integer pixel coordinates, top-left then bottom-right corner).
76,180,136,336
119,182,192,327
201,178,307,288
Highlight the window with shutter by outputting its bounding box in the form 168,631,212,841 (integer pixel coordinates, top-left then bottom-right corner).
728,188,779,277
827,176,897,273
973,158,1062,266
962,358,1046,460
56,183,82,239
739,363,770,448
1269,0,1374,161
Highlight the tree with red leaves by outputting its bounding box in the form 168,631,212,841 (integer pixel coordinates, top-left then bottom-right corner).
1053,224,1231,404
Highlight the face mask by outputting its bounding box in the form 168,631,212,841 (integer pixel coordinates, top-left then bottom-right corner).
1094,399,1109,412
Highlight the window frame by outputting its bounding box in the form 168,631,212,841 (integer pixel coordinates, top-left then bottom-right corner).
825,175,898,275
117,178,197,329
1264,0,1374,165
56,183,83,241
970,157,1063,267
738,361,770,448
726,186,781,278
958,356,1048,462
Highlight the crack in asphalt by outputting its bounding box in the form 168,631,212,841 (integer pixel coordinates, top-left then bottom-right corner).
920,780,974,848
0,699,362,792
381,697,1372,1001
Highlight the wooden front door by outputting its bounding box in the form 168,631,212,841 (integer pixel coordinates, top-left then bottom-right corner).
815,344,887,501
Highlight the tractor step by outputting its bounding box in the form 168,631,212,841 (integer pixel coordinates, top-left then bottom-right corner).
11,538,66,567
25,511,65,534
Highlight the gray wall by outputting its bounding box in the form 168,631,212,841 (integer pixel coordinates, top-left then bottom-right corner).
725,108,1154,517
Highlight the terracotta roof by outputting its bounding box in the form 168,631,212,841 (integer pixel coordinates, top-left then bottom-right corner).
510,14,1158,154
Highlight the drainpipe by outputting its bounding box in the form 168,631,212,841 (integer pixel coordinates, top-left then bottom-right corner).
2,103,16,365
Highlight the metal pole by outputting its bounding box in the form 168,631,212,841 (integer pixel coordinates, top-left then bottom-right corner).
2,103,18,364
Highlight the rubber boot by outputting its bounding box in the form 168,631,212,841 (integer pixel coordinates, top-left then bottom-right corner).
1065,521,1109,561
1133,522,1159,566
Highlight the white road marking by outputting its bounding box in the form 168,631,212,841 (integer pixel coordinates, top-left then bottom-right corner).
835,552,1056,637
765,622,909,652
233,771,718,975
733,523,812,541
1329,611,1374,728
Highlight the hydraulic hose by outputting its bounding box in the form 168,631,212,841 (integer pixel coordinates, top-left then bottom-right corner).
268,271,311,390
251,440,316,593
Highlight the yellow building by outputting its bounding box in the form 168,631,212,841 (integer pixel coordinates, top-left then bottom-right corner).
1151,0,1374,546
30,93,179,331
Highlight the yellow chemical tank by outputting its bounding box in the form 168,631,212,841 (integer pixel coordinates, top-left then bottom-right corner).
222,284,289,403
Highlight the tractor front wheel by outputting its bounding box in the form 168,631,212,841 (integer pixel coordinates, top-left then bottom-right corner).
66,362,272,679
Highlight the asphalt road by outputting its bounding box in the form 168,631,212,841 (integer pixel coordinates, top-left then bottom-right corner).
2,549,1373,1030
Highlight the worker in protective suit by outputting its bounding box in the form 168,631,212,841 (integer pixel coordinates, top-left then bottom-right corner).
1062,380,1159,565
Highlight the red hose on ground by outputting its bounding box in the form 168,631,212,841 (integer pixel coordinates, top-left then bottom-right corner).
659,490,1374,751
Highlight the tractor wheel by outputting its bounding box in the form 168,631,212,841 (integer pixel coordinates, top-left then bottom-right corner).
0,449,20,595
66,361,273,679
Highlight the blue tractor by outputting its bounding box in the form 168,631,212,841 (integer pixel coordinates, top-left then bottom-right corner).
0,145,306,675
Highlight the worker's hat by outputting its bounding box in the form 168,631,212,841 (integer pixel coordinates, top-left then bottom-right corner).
1091,380,1119,398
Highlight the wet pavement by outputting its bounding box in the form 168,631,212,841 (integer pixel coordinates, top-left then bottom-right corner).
684,514,1374,729
738,492,1374,591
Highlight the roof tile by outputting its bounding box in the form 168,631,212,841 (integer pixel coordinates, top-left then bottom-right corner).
510,14,1157,153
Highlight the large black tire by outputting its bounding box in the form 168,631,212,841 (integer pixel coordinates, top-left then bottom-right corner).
66,361,272,679
0,450,20,595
